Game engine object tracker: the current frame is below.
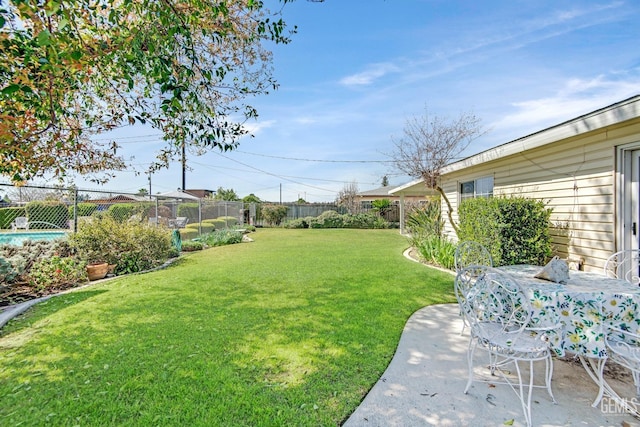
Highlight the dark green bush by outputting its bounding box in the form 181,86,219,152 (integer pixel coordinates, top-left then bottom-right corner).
261,204,288,226
458,196,552,266
69,203,98,218
177,203,199,222
106,203,145,222
0,207,26,229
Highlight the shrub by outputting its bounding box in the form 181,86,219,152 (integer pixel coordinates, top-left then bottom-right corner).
261,204,288,226
106,203,149,223
284,218,310,229
69,216,173,274
27,256,88,292
458,196,552,266
180,228,199,241
201,229,243,247
415,235,456,270
0,239,74,285
181,241,204,252
406,199,442,240
217,216,238,227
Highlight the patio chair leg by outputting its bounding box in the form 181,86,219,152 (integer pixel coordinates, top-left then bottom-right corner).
591,357,606,408
514,359,534,427
546,356,556,403
464,340,476,394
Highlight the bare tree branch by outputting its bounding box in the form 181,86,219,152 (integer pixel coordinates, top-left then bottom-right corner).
389,107,488,235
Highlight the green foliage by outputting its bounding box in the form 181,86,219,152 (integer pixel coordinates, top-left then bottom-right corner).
181,240,204,252
458,196,552,266
214,187,240,201
406,199,442,240
0,239,74,287
0,257,20,284
0,0,294,183
69,216,173,274
25,201,69,229
177,203,199,220
284,217,314,229
106,203,147,223
217,216,238,227
0,207,25,229
371,199,392,210
305,211,389,229
415,235,456,270
179,228,199,241
242,193,262,203
261,204,289,226
69,203,98,218
27,256,87,292
200,229,243,247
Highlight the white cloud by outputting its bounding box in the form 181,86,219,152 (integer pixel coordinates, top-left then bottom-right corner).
490,74,640,133
339,62,400,86
242,119,276,135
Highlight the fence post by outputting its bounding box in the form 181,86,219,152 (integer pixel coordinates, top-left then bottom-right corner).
198,199,202,237
73,186,78,233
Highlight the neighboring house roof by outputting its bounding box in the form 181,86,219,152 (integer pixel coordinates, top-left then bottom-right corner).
358,186,395,197
88,194,149,203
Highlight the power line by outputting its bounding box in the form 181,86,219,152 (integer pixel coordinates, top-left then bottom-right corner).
235,150,395,164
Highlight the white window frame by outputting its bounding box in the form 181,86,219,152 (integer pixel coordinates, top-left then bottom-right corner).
459,175,494,202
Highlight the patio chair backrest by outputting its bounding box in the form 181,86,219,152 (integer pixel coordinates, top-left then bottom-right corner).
457,267,531,337
454,241,493,273
604,250,640,285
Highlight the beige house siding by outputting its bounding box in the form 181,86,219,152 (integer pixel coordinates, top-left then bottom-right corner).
441,116,640,273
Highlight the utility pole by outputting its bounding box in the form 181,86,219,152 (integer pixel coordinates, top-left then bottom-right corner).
181,142,186,191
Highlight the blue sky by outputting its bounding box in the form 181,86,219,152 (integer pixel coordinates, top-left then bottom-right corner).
29,0,640,201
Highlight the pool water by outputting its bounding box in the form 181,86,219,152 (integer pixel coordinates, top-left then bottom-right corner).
0,231,68,246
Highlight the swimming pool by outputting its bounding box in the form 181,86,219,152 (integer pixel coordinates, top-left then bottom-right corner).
0,231,68,246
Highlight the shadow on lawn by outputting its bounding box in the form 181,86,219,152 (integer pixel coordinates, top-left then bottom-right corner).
0,289,109,334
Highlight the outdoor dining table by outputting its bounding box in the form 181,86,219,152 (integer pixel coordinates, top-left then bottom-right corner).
497,264,640,414
497,264,640,358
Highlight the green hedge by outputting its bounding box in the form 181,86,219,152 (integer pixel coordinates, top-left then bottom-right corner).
69,203,98,218
25,201,69,229
0,207,26,229
458,196,552,266
177,203,199,222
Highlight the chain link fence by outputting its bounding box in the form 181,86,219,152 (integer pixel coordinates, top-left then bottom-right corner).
0,183,247,244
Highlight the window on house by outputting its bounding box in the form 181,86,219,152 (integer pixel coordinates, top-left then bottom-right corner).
460,176,493,201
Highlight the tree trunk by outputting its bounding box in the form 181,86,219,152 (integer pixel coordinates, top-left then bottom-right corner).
434,185,459,237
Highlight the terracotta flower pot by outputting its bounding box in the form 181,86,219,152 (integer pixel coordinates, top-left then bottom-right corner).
86,263,109,281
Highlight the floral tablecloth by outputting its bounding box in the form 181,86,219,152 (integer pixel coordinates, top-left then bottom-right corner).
498,265,640,359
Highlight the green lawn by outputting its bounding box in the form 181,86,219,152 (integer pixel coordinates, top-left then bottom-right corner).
0,229,455,426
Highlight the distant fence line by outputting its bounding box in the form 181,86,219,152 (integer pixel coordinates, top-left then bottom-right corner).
0,183,399,234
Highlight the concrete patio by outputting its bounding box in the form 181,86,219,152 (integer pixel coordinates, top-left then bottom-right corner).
343,304,639,427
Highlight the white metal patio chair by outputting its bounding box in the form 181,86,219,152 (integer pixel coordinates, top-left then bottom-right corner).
454,241,493,272
11,216,29,231
604,250,640,285
455,266,556,427
592,324,640,415
454,241,493,334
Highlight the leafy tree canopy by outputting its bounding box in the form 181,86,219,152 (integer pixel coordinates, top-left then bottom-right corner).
214,186,239,201
242,193,262,203
0,0,296,183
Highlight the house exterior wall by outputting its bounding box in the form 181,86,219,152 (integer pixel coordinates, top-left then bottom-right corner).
440,118,640,273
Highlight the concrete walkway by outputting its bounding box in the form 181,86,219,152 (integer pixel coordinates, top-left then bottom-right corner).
343,304,639,427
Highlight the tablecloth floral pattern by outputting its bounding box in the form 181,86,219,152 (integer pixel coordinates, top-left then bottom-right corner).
498,265,640,359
